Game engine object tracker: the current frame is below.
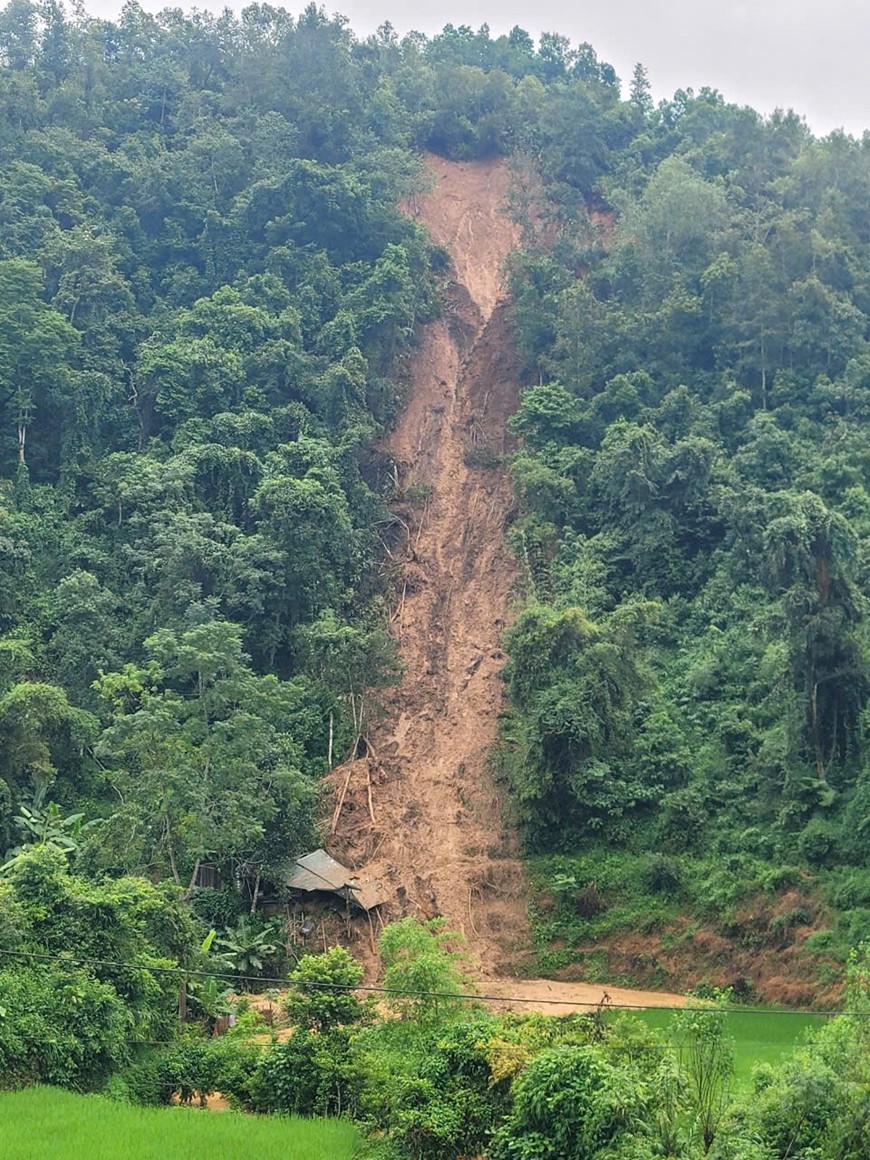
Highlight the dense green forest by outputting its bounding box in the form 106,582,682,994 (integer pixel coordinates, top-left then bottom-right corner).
500,57,870,985
2,3,870,1156
0,1,639,892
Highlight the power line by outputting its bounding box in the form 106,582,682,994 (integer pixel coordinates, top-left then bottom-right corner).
0,947,854,1017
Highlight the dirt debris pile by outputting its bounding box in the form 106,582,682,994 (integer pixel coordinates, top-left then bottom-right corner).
328,156,531,975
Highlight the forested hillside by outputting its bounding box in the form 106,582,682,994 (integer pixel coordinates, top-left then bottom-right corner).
501,69,870,994
0,4,655,1044
0,1,452,888
2,0,870,1012
0,0,647,886
6,5,870,1157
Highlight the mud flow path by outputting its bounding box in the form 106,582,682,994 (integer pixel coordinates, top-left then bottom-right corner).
326,155,687,1013
329,155,529,975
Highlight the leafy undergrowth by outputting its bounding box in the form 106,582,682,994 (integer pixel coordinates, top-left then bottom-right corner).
527,850,863,1005
0,1087,362,1160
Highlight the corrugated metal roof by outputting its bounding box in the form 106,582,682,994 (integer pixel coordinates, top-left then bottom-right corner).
347,876,390,911
283,849,388,911
285,849,352,893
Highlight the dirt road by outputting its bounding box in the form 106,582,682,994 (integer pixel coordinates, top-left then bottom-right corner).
481,978,686,1014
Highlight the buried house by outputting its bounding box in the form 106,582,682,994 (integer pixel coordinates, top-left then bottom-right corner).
282,848,388,914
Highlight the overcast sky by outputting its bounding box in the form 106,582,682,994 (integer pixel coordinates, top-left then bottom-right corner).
80,0,869,137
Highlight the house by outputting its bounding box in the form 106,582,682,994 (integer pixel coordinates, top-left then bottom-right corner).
282,848,388,913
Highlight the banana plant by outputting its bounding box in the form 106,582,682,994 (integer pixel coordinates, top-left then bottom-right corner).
186,929,235,1026
215,916,284,987
1,796,100,873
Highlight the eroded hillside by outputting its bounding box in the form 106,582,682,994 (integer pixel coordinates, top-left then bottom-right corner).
329,156,530,975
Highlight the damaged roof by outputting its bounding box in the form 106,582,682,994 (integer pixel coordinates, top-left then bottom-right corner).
284,848,388,912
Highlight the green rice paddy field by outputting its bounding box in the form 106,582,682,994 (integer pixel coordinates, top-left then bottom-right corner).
0,1087,362,1160
632,1007,830,1087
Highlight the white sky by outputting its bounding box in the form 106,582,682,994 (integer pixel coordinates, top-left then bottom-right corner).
71,0,870,137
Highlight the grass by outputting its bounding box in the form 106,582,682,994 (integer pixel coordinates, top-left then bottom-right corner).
0,1087,362,1160
630,1007,830,1089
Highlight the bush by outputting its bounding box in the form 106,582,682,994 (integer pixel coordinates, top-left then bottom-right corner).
389,1081,496,1160
842,908,870,948
828,869,870,910
188,886,244,928
643,854,683,895
358,1017,504,1160
285,946,367,1031
379,918,478,1025
797,818,840,868
105,1053,169,1106
0,966,130,1090
488,1045,642,1160
247,1028,362,1118
838,774,870,866
108,1037,261,1107
752,1055,845,1158
770,906,812,934
804,929,836,952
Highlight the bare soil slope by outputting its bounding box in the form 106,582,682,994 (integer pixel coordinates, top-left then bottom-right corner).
308,158,830,1010
321,155,696,1011
329,156,530,975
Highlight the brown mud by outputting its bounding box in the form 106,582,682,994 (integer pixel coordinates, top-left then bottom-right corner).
324,155,696,1010
482,977,686,1013
328,155,529,976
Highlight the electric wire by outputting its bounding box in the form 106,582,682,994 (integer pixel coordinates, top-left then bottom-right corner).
0,947,855,1016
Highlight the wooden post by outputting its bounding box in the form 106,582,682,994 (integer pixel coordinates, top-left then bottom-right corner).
331,764,355,833
366,763,376,824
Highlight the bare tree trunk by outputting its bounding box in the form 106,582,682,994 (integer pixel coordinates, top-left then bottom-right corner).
182,858,201,902
165,815,181,885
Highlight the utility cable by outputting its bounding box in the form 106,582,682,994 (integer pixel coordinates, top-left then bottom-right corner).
0,947,856,1016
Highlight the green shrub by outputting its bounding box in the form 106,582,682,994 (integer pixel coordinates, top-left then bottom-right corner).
379,918,478,1025
757,864,805,894
104,1052,169,1106
108,1037,260,1107
0,966,130,1090
805,929,836,952
285,945,367,1032
248,1028,362,1118
488,1045,642,1160
188,886,244,928
841,908,870,947
642,853,683,895
358,1017,504,1160
752,1055,845,1158
770,906,812,933
386,1077,485,1160
828,869,870,910
797,819,840,868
